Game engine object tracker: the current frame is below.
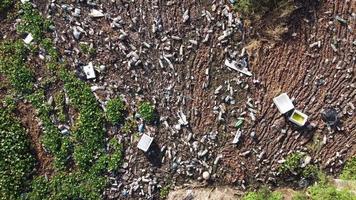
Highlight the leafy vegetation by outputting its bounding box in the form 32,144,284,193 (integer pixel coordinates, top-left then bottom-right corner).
106,97,126,125
242,187,283,200
233,0,291,16
17,3,51,41
138,101,156,123
122,117,137,134
0,40,34,94
307,172,355,200
340,157,356,180
28,90,71,170
27,171,107,200
0,0,12,13
0,106,35,199
107,138,123,173
60,70,106,170
278,152,318,181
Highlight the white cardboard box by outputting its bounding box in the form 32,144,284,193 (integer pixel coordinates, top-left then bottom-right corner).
83,62,96,79
137,134,153,152
273,93,294,114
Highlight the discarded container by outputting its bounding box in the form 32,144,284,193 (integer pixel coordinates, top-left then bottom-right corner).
289,110,308,126
83,62,96,79
23,33,33,44
137,134,153,152
235,119,244,128
273,93,294,114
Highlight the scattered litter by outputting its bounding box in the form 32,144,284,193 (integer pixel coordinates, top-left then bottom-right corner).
89,9,105,18
23,33,33,44
235,118,244,128
225,59,252,76
273,93,294,114
232,130,242,144
83,62,96,79
137,134,154,152
289,110,308,127
322,108,339,126
335,16,347,25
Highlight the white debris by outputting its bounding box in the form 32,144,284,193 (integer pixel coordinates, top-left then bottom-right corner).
89,9,105,18
177,110,188,126
83,62,96,79
225,59,252,76
137,134,154,152
273,93,294,114
232,130,242,144
182,9,189,23
23,33,34,44
202,171,210,180
21,0,30,3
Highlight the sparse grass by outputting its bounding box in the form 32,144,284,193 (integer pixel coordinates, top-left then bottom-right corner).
160,185,171,199
79,42,96,57
340,157,356,180
106,97,126,125
233,0,290,17
242,187,283,200
122,117,137,134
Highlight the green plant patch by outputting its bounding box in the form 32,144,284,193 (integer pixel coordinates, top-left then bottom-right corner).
60,70,106,170
234,0,290,16
138,101,156,123
79,43,96,57
17,3,52,41
0,107,35,199
28,90,71,170
0,0,13,13
0,40,34,94
340,157,356,180
242,187,283,200
27,171,107,200
106,97,126,125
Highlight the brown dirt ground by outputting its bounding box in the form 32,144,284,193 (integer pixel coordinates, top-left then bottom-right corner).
223,0,355,185
16,102,53,176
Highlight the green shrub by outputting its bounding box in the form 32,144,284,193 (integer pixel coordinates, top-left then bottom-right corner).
27,171,107,200
279,152,304,174
60,70,105,170
106,97,126,124
278,152,318,181
0,40,34,94
0,108,35,199
340,157,356,180
17,3,52,41
0,0,12,13
234,0,290,16
107,138,123,172
242,187,283,200
138,101,156,122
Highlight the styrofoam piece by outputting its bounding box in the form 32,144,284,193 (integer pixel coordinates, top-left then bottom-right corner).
21,0,30,3
289,110,308,126
23,33,33,44
83,62,96,79
137,134,153,152
273,93,294,114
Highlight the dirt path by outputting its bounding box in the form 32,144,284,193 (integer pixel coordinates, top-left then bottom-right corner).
223,0,355,186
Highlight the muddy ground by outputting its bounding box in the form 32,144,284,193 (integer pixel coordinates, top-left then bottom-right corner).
0,0,355,199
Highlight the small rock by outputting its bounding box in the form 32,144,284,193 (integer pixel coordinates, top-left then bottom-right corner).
89,9,104,18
